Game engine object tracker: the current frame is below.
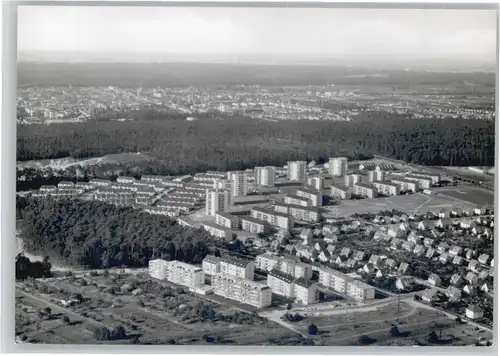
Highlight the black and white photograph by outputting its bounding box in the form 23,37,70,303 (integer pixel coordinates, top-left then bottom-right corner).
13,3,497,347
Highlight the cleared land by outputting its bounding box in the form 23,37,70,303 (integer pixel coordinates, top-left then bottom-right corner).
433,186,494,207
324,190,485,218
15,274,301,345
291,301,492,346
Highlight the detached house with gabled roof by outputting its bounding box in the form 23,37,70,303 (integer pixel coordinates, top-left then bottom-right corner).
428,273,442,286
465,305,484,320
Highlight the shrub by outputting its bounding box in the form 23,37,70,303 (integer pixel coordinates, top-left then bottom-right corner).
307,323,318,335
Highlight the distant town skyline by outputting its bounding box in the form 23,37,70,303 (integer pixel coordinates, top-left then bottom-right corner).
18,6,497,68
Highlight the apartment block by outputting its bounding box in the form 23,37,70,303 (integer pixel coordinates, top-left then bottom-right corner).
227,171,248,197
367,170,386,182
318,267,350,294
329,157,348,177
284,195,310,207
287,161,307,181
372,181,400,196
405,175,433,189
213,179,234,206
215,211,240,230
143,207,180,217
167,260,205,289
296,186,323,207
220,256,255,280
255,166,276,187
344,174,363,187
202,222,233,242
267,271,318,305
346,280,376,301
251,207,293,229
352,183,377,198
390,178,419,192
202,255,221,276
212,273,272,308
256,253,313,279
409,171,441,185
330,184,352,200
307,176,324,190
148,259,170,280
273,203,322,223
240,216,271,234
293,278,319,305
116,176,136,184
267,270,295,298
205,188,230,217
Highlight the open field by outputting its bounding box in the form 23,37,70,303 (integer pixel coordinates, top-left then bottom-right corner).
433,186,494,207
324,191,481,218
17,153,155,170
15,274,301,345
291,301,492,346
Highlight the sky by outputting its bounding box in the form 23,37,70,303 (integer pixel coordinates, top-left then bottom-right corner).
17,6,497,65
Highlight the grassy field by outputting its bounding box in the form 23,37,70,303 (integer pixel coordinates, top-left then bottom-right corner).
434,187,494,207
15,273,300,345
324,191,481,218
293,301,491,346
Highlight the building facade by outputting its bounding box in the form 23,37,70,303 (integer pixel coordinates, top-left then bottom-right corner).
255,166,276,187
296,186,323,207
367,170,385,182
241,216,271,234
329,157,348,177
205,188,230,216
166,260,205,289
372,181,400,196
228,171,248,197
346,280,376,301
330,184,352,200
212,273,272,308
307,176,324,190
287,161,307,181
352,183,377,198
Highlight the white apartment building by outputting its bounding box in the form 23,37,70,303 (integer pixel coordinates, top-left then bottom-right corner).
293,278,319,305
202,255,221,276
212,273,272,308
241,216,271,234
330,184,352,200
273,203,322,223
405,175,433,189
307,176,324,190
202,222,233,242
409,172,441,185
372,181,400,196
284,195,310,207
213,179,234,206
352,183,377,198
255,166,276,187
251,207,293,230
318,267,350,293
367,170,386,182
267,270,295,298
390,178,418,192
220,256,255,280
296,186,323,207
329,157,348,177
149,259,170,280
227,171,248,197
215,211,240,230
256,253,313,279
116,176,136,184
346,280,376,301
287,161,307,181
166,260,205,289
205,188,230,216
267,271,318,305
344,174,363,187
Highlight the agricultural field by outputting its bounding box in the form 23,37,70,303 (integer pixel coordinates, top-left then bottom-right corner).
291,301,492,346
15,273,302,345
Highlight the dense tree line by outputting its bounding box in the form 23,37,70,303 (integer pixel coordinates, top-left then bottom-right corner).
16,197,215,268
17,115,495,170
15,254,52,280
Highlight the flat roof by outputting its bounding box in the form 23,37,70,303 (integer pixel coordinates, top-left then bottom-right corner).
353,182,376,190
240,215,269,225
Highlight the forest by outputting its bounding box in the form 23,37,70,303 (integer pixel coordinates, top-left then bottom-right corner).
16,196,220,269
17,115,495,172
